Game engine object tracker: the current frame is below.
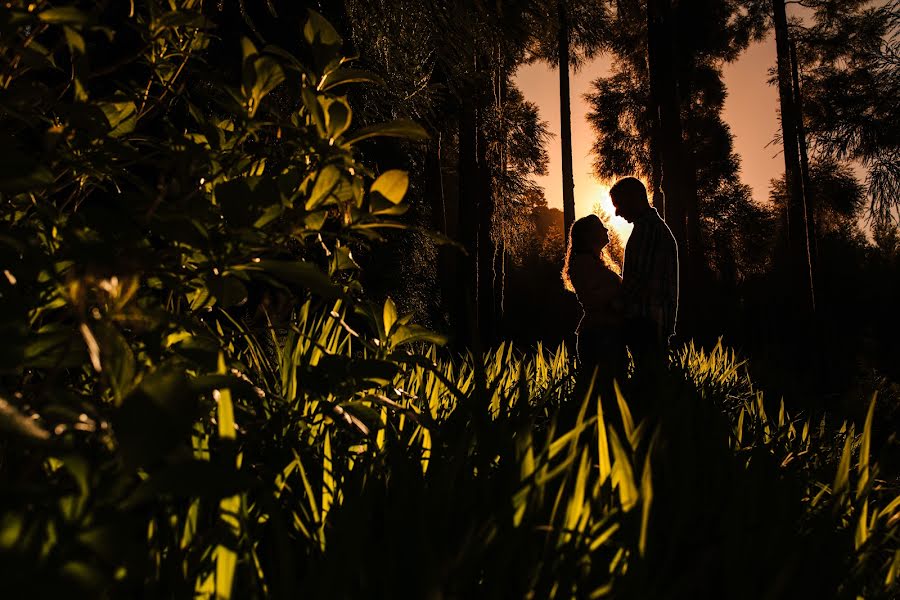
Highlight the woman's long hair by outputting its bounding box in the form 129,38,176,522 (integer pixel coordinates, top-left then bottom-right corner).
562,214,605,292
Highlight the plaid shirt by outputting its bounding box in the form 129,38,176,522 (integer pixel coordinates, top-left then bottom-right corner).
622,207,679,342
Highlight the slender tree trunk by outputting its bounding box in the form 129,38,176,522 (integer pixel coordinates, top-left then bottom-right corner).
558,0,576,245
432,129,463,336
493,241,505,332
476,105,496,346
458,99,480,348
790,39,818,298
772,0,815,316
677,61,704,283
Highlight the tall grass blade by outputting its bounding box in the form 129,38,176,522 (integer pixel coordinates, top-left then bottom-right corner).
322,431,334,520
613,380,634,441
856,394,877,498
608,428,638,511
565,448,591,532
855,500,869,550
833,432,854,498
638,430,658,556
597,390,611,485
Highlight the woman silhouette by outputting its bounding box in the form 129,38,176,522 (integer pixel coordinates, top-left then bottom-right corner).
562,215,626,395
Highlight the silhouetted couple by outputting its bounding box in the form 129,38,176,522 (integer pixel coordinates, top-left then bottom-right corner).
563,177,679,407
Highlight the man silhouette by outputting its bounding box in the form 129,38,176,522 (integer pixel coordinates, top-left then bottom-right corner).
609,177,679,374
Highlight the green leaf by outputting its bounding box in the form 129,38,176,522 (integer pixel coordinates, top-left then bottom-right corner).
0,396,50,443
369,193,410,216
565,448,590,531
98,101,136,137
639,431,659,556
324,96,352,140
216,352,236,441
614,380,635,445
320,68,384,91
306,165,342,210
857,394,877,498
208,275,248,308
371,170,409,204
343,119,429,146
94,321,137,405
63,26,86,54
597,393,611,485
608,427,638,511
301,87,327,137
215,544,239,600
332,245,359,272
38,7,90,24
244,56,285,117
23,326,85,368
390,324,447,348
304,10,342,73
235,260,339,298
303,10,342,49
152,11,210,32
338,401,385,432
240,37,259,62
113,367,195,469
322,431,334,519
833,431,853,497
383,297,398,336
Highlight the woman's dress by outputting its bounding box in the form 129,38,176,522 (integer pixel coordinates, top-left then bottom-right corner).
568,253,626,382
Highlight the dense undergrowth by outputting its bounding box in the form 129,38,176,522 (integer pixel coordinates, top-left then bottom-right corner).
1,3,898,599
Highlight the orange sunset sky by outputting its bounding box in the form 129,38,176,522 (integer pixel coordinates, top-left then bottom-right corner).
514,32,783,239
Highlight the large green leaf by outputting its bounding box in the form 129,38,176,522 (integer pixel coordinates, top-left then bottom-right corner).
370,170,409,204
390,324,448,348
235,259,339,298
303,9,342,70
0,396,51,443
23,326,85,369
94,321,138,405
306,165,342,210
343,119,429,146
38,7,90,24
245,56,285,117
113,367,196,469
324,96,352,140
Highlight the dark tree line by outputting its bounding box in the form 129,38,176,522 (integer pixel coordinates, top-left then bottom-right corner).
216,0,899,369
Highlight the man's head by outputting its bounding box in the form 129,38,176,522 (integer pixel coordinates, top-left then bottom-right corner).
609,177,650,223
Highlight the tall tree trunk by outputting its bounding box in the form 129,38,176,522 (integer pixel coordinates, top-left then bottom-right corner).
677,55,704,283
476,106,496,346
558,0,576,245
458,100,480,348
427,131,457,333
772,0,815,316
647,0,688,323
790,38,818,301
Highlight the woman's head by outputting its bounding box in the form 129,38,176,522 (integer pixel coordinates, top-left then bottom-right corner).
569,214,609,256
562,215,610,292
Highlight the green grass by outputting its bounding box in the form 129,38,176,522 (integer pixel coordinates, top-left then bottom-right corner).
5,302,897,599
